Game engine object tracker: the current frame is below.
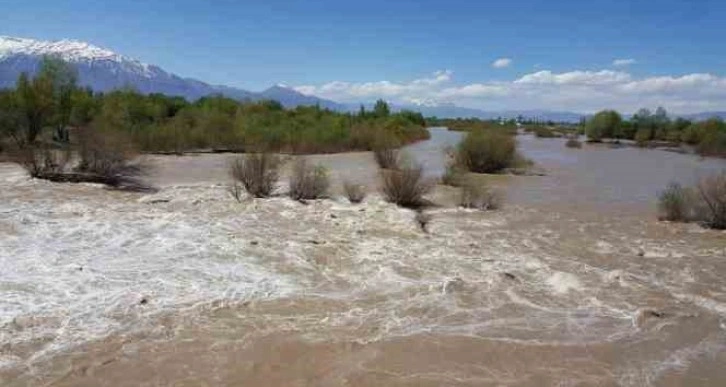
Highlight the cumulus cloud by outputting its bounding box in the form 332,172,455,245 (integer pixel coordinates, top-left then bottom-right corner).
612,58,637,67
515,70,631,85
492,58,512,68
293,69,726,114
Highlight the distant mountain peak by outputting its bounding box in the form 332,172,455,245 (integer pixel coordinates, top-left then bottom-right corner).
1,36,130,63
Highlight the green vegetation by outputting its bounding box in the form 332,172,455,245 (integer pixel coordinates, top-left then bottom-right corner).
585,110,623,142
455,130,518,174
585,107,726,157
429,117,517,135
0,58,429,158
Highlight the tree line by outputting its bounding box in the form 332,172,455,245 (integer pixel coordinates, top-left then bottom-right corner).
0,57,429,155
585,108,726,156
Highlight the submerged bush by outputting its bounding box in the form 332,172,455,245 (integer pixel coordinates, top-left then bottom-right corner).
380,163,433,208
229,153,283,198
76,128,143,180
459,181,502,211
532,126,557,138
696,173,726,229
13,145,71,178
657,182,691,222
288,157,329,200
657,174,726,229
565,138,583,148
343,181,366,203
456,130,516,174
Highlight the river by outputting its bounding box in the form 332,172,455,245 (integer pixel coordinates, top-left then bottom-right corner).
1,128,725,386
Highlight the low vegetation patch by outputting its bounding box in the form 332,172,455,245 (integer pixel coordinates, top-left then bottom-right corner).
455,130,518,174
657,182,691,222
288,157,330,200
229,153,283,198
696,173,726,229
343,181,366,203
657,173,726,229
565,137,583,148
459,181,502,211
380,161,433,209
531,126,558,138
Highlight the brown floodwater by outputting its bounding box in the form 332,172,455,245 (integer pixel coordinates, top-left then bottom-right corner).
1,129,725,386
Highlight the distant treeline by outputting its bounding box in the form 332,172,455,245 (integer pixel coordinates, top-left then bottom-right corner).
585,108,726,156
0,57,429,154
427,117,518,134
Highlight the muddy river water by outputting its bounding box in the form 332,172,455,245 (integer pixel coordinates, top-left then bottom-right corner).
1,128,725,386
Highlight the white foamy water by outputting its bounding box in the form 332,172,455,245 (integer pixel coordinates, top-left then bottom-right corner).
1,139,726,385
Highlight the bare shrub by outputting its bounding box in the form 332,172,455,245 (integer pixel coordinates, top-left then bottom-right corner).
288,157,329,200
565,138,583,148
13,145,70,177
373,148,399,170
343,181,366,203
228,182,244,203
229,153,282,198
75,129,146,185
460,182,502,211
380,163,433,208
657,182,691,222
415,211,432,232
696,173,726,229
441,147,465,186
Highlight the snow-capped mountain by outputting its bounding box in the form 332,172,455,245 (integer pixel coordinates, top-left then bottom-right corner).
0,36,332,105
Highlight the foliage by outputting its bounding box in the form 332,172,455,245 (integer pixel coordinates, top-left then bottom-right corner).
0,59,428,156
229,153,283,198
455,130,517,173
288,157,329,200
586,110,622,142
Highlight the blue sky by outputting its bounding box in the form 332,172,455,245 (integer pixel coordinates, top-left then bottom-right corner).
3,0,726,112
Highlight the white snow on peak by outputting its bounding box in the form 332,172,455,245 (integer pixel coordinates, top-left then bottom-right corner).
0,36,155,77
406,98,442,107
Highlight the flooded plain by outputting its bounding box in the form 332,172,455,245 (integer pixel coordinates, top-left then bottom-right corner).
1,128,725,386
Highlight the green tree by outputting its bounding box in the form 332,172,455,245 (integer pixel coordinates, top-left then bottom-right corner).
586,110,622,142
373,99,390,118
0,90,24,148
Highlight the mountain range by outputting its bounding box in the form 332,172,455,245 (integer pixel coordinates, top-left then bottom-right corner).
0,36,722,123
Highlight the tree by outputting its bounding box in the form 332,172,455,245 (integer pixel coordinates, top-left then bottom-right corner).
373,99,390,118
0,90,24,148
586,110,622,142
14,56,78,144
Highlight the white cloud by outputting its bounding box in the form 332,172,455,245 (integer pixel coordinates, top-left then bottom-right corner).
492,58,512,68
515,70,631,85
294,69,726,114
612,58,637,67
